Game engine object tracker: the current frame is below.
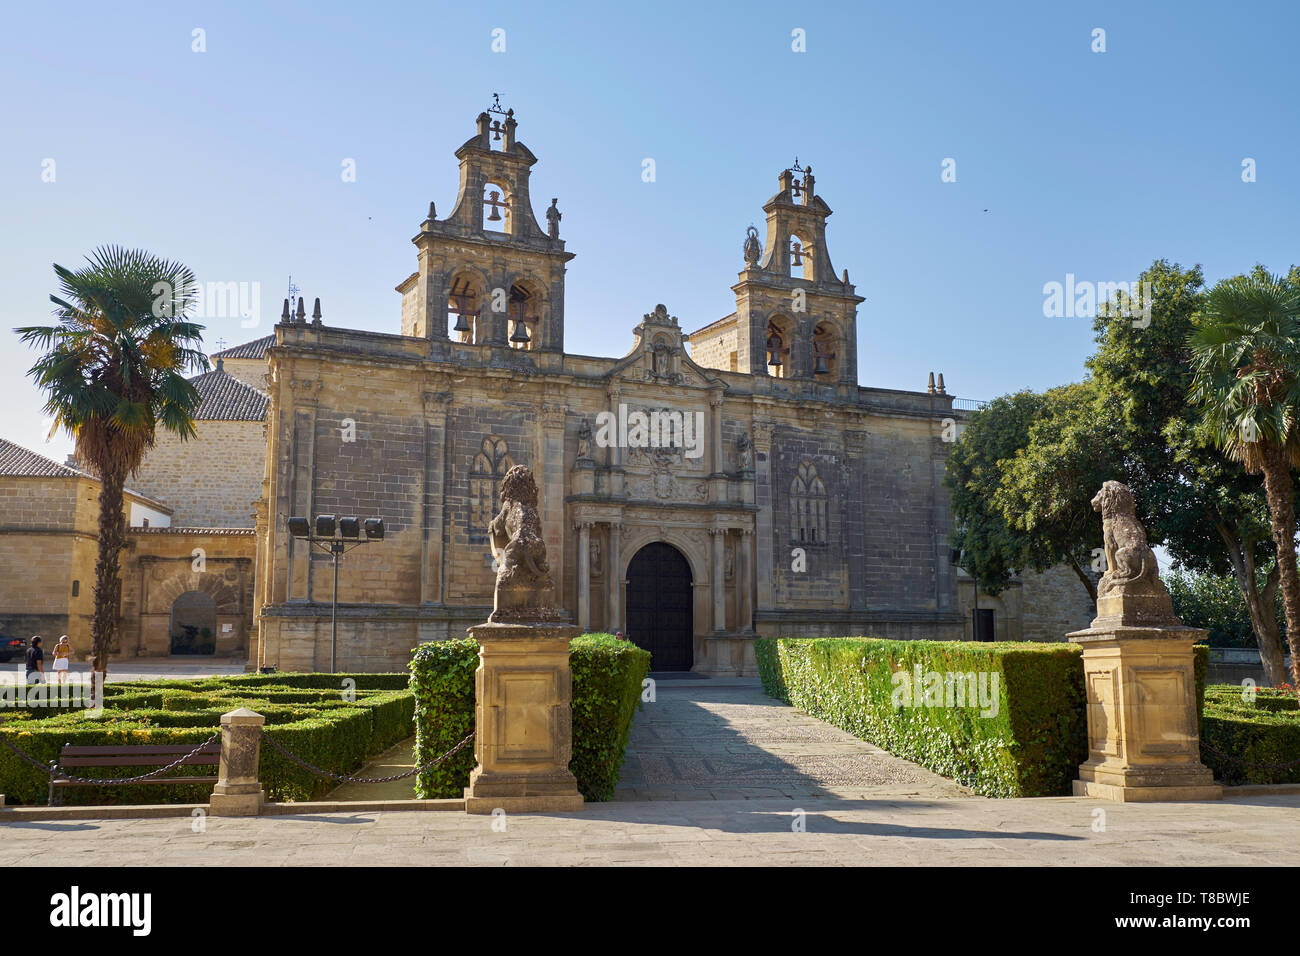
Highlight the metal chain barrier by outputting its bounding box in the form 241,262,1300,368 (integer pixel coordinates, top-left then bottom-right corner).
0,733,221,785
259,730,475,784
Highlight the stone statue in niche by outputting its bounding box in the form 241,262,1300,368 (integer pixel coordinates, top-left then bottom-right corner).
487,465,557,622
576,418,592,461
737,432,754,471
590,539,602,577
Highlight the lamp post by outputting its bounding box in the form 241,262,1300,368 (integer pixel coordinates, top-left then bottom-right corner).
287,514,385,672
951,546,981,641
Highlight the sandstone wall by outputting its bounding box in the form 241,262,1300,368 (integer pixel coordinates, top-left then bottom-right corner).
131,420,265,527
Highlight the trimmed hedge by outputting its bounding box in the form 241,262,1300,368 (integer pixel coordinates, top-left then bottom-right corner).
569,634,651,800
758,637,1087,797
410,633,649,801
757,637,1213,798
1200,684,1300,785
0,674,414,806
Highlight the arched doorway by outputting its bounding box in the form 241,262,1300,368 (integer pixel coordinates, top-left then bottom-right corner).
169,591,216,655
625,542,693,671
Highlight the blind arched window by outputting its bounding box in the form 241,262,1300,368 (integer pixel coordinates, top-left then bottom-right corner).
790,460,827,543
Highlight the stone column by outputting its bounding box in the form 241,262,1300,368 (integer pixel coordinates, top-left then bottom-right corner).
709,389,724,475
710,527,726,632
209,708,266,816
607,522,622,633
752,419,775,610
464,622,584,813
738,528,753,632
576,521,591,631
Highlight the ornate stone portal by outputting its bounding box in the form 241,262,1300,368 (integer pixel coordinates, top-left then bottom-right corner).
464,465,584,813
1068,481,1221,802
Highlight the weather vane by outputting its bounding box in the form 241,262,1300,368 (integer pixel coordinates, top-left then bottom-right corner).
487,93,511,141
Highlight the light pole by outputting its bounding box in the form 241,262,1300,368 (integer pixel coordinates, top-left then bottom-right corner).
287,514,385,672
951,547,981,641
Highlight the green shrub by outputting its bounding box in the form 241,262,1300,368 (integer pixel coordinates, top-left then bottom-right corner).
570,633,650,800
409,633,648,801
756,637,1088,797
1200,683,1300,785
758,638,1215,798
409,639,479,799
0,677,416,806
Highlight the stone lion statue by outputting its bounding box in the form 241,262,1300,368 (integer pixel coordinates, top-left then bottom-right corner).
488,465,554,621
1091,480,1165,600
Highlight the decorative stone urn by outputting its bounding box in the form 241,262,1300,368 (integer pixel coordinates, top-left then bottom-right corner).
464,465,584,813
1068,481,1221,802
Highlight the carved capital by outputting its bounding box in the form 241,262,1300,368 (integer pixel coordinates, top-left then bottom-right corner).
752,421,775,452
541,404,566,429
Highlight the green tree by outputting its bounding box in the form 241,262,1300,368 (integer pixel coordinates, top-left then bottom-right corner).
16,247,206,676
1165,564,1285,648
1090,260,1292,685
945,390,1049,595
1190,266,1300,689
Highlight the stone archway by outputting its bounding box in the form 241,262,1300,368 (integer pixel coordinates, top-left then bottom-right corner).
625,542,694,671
169,590,217,655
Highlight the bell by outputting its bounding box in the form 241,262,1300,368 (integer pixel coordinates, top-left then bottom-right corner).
791,241,803,267
453,312,472,334
814,352,829,375
487,193,503,222
767,349,782,367
510,318,531,344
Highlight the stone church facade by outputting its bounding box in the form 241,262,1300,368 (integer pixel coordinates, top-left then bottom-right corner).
251,107,970,675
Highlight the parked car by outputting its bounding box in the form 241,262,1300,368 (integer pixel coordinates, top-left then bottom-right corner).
0,634,27,663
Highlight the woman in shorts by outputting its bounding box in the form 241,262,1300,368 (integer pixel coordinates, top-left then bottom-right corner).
52,634,72,684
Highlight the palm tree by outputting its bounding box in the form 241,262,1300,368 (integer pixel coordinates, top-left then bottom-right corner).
1190,268,1300,690
16,247,207,676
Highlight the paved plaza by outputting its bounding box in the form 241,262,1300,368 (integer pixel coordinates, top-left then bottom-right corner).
4,677,1298,865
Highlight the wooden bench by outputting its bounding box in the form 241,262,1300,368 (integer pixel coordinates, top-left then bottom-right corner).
48,742,221,806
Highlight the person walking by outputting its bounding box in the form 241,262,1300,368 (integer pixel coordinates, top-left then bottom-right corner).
52,635,71,685
24,636,44,684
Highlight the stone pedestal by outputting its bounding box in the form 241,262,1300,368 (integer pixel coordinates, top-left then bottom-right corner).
464,622,585,814
1068,626,1221,802
209,707,266,816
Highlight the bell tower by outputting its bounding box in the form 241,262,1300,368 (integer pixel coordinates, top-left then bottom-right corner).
399,96,574,353
725,161,863,382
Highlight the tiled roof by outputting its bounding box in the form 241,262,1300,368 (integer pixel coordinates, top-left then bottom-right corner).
0,439,90,478
191,364,269,421
212,334,274,360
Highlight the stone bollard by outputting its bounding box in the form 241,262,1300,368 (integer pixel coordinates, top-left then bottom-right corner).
1069,482,1221,802
209,708,267,816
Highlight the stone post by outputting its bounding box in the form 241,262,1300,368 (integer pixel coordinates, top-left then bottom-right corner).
209,708,266,816
464,464,584,814
464,622,584,813
1068,482,1221,802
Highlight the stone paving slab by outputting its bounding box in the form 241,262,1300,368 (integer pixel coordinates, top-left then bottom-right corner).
614,678,969,800
2,793,1296,866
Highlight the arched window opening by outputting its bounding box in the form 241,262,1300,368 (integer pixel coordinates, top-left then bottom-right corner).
790,461,828,544
813,322,839,379
483,182,510,233
790,234,815,281
508,282,540,350
448,274,484,344
766,318,791,379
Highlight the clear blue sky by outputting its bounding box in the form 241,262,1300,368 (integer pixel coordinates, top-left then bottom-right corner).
3,0,1297,462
